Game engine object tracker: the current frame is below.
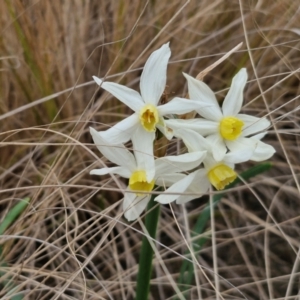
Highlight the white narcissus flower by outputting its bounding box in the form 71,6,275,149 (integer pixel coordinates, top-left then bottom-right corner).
93,43,208,181
155,129,255,205
165,68,275,161
89,127,206,221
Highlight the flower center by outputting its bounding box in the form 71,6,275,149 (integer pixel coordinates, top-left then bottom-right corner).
207,164,237,190
139,104,159,132
220,116,244,140
129,170,155,195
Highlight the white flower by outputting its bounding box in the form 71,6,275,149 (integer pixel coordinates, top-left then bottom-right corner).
89,127,206,221
93,43,208,181
165,68,275,161
155,129,255,205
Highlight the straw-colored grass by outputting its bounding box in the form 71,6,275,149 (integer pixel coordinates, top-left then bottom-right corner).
1,0,300,299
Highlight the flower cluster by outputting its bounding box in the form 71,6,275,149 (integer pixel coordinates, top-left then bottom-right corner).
90,43,275,221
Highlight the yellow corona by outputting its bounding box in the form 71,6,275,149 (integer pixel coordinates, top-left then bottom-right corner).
220,116,244,141
129,170,155,195
139,104,159,132
207,164,237,190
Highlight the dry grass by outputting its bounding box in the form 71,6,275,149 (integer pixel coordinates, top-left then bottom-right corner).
0,0,300,299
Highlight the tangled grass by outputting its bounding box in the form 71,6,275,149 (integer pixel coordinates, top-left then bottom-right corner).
0,0,300,299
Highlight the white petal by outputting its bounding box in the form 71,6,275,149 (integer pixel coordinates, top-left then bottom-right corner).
249,139,276,161
225,137,256,163
90,166,131,178
155,171,198,204
90,127,136,171
97,114,139,144
123,192,150,221
155,151,206,175
158,97,211,116
203,152,217,170
183,73,223,121
206,133,227,161
252,132,267,140
222,68,247,116
173,128,211,152
155,173,186,187
140,43,171,106
156,118,174,140
131,126,155,182
238,114,270,137
166,118,219,136
176,169,209,204
93,76,144,112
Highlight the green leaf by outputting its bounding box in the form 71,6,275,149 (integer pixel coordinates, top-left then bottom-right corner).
176,162,272,297
0,197,30,235
0,197,30,300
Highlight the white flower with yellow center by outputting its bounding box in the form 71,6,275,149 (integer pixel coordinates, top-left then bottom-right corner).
166,68,275,161
89,127,206,221
93,43,208,181
155,129,255,205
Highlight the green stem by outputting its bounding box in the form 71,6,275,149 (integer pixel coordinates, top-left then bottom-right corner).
135,194,160,300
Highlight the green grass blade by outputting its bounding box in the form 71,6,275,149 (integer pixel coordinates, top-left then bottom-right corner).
0,259,24,300
0,197,30,300
0,197,30,236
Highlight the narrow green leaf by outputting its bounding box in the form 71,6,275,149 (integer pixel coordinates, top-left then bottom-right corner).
176,162,272,297
0,197,30,235
0,197,30,300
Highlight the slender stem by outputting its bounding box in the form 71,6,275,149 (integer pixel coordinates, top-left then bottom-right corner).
135,194,160,300
210,186,220,299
